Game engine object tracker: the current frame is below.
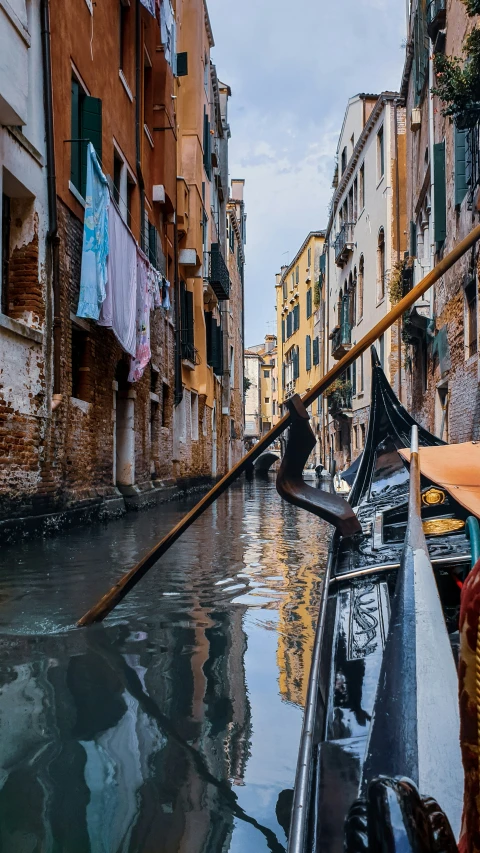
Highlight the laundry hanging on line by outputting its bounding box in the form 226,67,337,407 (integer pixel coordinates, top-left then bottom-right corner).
98,200,137,357
77,143,110,320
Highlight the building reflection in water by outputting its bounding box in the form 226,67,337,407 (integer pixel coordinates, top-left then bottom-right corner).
0,478,328,852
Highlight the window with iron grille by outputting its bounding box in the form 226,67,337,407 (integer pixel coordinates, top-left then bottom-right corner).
180,281,195,361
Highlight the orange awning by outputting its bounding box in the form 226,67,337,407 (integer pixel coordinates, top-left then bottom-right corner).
399,442,480,519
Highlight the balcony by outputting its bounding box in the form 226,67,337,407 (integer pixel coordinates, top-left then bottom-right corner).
181,342,200,367
330,321,352,360
207,243,231,300
427,0,446,40
328,382,353,418
334,223,355,268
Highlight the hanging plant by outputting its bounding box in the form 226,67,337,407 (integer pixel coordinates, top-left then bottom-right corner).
388,261,405,306
313,277,321,307
462,0,480,15
432,27,480,128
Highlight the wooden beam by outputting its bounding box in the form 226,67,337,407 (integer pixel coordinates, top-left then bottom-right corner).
77,223,480,626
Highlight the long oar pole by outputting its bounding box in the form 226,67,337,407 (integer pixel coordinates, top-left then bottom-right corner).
78,223,480,626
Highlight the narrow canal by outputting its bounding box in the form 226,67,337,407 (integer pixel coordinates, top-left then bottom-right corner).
0,477,330,853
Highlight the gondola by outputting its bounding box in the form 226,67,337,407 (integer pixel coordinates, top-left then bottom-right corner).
277,348,480,853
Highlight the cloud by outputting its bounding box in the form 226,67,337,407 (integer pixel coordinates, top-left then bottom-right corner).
208,0,406,345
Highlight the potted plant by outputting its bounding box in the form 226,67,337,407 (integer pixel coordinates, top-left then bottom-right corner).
433,24,480,129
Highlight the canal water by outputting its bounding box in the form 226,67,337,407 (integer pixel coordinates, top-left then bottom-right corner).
0,477,330,853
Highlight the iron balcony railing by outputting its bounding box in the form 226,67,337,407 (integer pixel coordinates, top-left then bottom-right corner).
181,342,200,365
328,386,353,417
334,222,355,267
427,0,446,39
207,243,231,300
331,321,352,358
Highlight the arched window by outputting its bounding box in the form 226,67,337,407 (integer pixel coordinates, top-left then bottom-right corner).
377,228,386,301
358,256,364,320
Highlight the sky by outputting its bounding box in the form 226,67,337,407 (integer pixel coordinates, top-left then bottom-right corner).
207,0,407,347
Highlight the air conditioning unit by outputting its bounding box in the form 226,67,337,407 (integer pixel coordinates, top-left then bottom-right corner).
411,108,421,132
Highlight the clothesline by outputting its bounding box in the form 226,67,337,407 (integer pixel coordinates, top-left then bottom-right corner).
77,143,171,384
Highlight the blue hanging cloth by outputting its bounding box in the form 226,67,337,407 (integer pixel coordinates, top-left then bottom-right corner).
77,143,110,320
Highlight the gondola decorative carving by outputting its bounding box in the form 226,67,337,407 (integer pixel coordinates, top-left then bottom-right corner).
276,395,362,538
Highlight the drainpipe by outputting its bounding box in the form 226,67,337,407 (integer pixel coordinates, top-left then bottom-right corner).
323,233,331,470
135,0,145,249
428,39,436,287
40,0,61,399
394,98,402,402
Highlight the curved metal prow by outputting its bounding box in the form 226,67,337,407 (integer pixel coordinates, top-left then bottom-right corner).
276,395,362,538
362,428,463,838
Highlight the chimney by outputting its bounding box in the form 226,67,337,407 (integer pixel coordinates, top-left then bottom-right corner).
231,179,245,202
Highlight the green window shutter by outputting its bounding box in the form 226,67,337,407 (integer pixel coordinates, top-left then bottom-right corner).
306,289,312,318
466,130,473,189
410,220,417,258
313,336,319,366
294,304,300,330
352,360,357,396
176,52,188,77
213,322,223,375
71,80,81,191
282,362,285,388
455,127,468,208
148,223,158,268
282,318,285,343
306,335,311,371
433,141,446,245
80,96,102,197
286,312,292,338
205,311,213,365
294,346,300,380
320,253,326,275
211,319,219,372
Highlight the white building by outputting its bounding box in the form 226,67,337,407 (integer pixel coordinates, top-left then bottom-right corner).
324,92,406,472
0,0,51,505
244,349,262,441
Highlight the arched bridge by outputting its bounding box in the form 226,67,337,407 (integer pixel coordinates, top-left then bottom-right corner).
253,451,281,473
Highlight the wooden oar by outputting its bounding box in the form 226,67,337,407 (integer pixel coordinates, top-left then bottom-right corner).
77,223,480,626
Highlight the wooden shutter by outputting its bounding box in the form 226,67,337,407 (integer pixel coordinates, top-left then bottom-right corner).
211,319,219,373
286,312,292,338
352,359,357,396
176,52,188,77
294,346,300,380
466,128,474,191
313,336,319,366
306,289,312,318
71,80,81,191
203,110,211,179
282,318,285,343
204,311,213,365
282,362,285,388
433,141,446,245
81,96,103,196
306,335,311,371
455,127,468,208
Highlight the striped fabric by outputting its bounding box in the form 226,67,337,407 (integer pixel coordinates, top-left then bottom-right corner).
459,557,480,853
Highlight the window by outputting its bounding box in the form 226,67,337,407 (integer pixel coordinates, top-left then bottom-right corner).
357,255,364,321
180,281,195,362
282,318,285,343
307,247,311,268
143,47,153,133
203,108,211,179
379,334,385,368
465,280,478,358
360,423,365,447
71,325,91,402
377,229,386,302
291,272,294,291
71,78,102,198
433,141,447,245
358,352,364,392
286,312,293,338
263,370,269,378
265,397,270,404
353,425,358,450
119,1,130,74
230,345,234,387
272,401,276,416
359,163,365,211
191,392,199,440
352,357,356,396
312,336,319,366
295,265,299,285
113,147,135,225
341,146,347,174
306,288,312,318
455,127,468,209
305,335,312,371
282,278,287,300
353,178,358,221
293,303,300,332
377,126,384,181
1,191,38,322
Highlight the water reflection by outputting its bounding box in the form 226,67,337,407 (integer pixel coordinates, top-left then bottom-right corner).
0,478,329,852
